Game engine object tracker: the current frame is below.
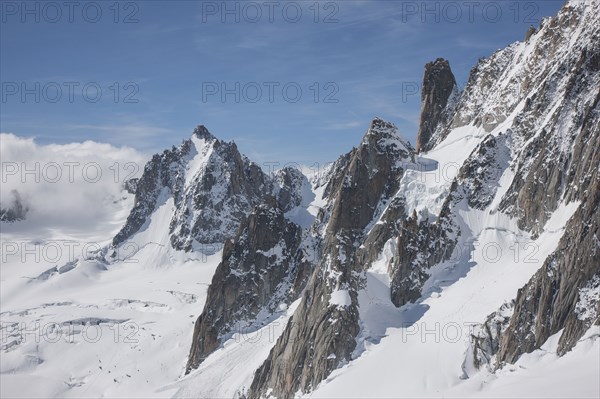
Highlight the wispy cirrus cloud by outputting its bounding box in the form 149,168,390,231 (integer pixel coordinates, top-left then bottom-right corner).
324,120,362,130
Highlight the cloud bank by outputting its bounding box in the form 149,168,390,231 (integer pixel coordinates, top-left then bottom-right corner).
1,133,147,240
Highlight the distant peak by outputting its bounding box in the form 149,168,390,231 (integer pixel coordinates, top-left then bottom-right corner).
368,117,397,135
363,117,414,155
193,125,216,140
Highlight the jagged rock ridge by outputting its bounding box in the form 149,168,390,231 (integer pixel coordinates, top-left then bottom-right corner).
249,118,417,398
112,125,317,255
461,0,600,371
245,1,599,397
186,196,312,372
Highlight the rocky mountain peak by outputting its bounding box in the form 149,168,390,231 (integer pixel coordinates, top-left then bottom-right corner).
112,124,274,253
192,124,216,141
416,57,458,153
367,116,395,134
247,2,599,396
362,117,415,159
427,57,451,71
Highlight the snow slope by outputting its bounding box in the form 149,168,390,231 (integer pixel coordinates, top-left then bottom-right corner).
170,299,301,399
1,196,222,398
2,1,598,396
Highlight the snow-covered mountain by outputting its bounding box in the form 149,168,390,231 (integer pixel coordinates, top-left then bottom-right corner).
1,0,598,397
244,2,599,397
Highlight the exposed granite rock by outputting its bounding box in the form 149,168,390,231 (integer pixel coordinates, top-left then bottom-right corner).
389,189,459,307
457,133,511,210
327,118,414,233
248,118,415,398
525,25,537,41
416,58,458,153
169,136,271,251
181,3,599,394
496,174,599,364
112,125,272,251
355,196,407,269
274,166,306,212
498,11,600,236
388,128,512,308
186,197,312,372
249,238,361,398
112,127,202,248
456,0,600,374
463,302,514,375
308,151,353,239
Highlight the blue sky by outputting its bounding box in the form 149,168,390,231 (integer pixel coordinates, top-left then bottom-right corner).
1,0,564,165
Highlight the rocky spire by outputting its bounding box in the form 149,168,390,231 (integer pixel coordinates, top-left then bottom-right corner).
416,58,457,153
186,198,311,372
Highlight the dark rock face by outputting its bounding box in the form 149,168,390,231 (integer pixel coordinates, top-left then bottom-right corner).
249,118,415,399
389,213,436,306
112,129,199,248
249,258,360,398
464,302,513,375
123,178,139,195
484,3,600,240
525,25,537,41
463,1,600,371
388,129,512,308
327,118,414,233
169,137,271,251
355,196,407,270
389,188,459,307
318,151,353,201
498,51,600,236
180,3,598,395
112,125,272,251
307,151,353,238
416,58,458,153
186,197,311,372
457,133,511,210
0,190,28,223
497,162,600,364
274,167,306,212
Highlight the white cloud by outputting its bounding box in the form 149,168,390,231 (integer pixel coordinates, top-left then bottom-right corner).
324,120,362,130
0,133,148,240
